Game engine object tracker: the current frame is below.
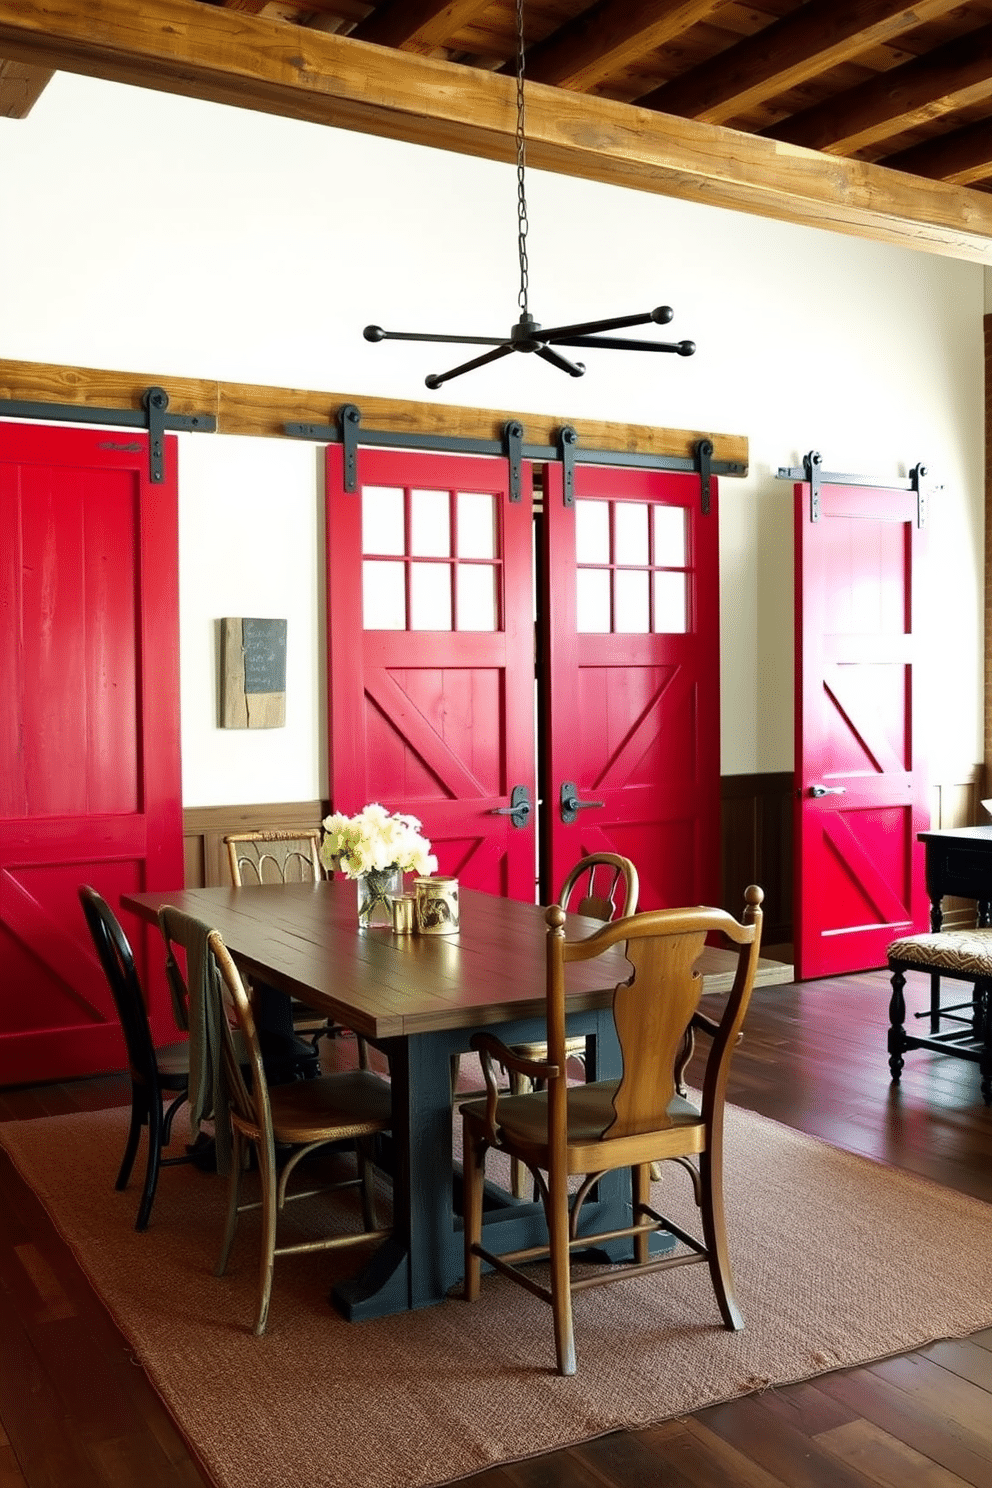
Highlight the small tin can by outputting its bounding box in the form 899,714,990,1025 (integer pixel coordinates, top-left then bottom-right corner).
414,876,459,934
390,893,416,934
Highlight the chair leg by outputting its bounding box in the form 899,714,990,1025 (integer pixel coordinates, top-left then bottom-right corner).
888,967,907,1083
508,1069,532,1200
632,1163,651,1265
699,1142,743,1331
116,1086,145,1191
462,1127,485,1303
254,1136,279,1336
216,1127,246,1278
546,1165,576,1375
134,1094,164,1232
357,1138,378,1231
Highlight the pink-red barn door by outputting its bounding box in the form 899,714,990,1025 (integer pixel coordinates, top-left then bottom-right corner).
794,481,929,979
0,423,183,1084
542,462,720,911
326,445,536,900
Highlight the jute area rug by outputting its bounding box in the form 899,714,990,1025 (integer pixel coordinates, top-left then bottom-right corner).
2,1103,992,1488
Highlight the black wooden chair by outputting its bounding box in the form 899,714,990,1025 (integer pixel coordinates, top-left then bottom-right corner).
78,886,192,1230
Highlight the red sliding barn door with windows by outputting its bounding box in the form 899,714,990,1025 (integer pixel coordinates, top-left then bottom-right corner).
541,462,720,911
325,444,536,900
0,423,183,1084
794,480,929,979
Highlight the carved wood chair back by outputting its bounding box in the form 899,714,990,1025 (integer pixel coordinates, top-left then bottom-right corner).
462,886,764,1374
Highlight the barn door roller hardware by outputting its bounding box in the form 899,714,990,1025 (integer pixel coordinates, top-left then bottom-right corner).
0,385,216,483
557,428,718,511
284,406,744,499
777,451,938,527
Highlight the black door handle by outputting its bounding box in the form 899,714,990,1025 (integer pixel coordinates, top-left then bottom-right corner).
560,781,605,825
489,784,532,829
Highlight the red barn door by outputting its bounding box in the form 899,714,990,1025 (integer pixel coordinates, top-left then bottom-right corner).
542,461,720,910
326,445,536,900
794,479,929,979
0,423,183,1083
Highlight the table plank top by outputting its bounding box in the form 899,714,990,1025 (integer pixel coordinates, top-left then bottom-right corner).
122,881,628,1040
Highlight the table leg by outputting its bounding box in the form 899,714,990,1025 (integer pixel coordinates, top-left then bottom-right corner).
331,1008,665,1319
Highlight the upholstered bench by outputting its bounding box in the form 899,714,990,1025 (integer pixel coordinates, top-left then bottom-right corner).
887,930,992,1105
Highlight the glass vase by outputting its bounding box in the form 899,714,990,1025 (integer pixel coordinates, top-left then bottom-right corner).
356,866,402,929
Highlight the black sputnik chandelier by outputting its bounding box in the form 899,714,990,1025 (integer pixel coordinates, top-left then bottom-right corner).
363,0,696,390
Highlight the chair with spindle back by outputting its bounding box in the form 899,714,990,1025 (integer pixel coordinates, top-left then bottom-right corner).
224,829,368,1068
504,853,638,1195
78,885,192,1230
207,923,392,1334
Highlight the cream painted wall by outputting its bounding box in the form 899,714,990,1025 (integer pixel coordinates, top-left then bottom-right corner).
0,71,984,804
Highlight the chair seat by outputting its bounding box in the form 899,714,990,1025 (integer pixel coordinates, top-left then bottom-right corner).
887,930,992,975
461,1080,701,1164
236,1069,392,1147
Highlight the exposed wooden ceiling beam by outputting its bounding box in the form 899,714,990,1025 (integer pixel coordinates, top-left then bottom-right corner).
3,0,992,264
352,0,491,53
882,118,992,186
0,57,52,116
636,0,964,126
523,0,725,94
767,23,992,156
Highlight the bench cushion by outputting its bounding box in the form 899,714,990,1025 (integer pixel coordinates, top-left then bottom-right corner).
888,929,992,975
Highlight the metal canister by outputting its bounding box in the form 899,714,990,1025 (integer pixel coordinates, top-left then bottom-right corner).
390,893,416,934
414,876,460,934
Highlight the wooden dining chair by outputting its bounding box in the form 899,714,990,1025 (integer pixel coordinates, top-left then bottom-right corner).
460,885,764,1375
505,853,638,1196
78,886,193,1231
224,828,367,1068
206,924,393,1335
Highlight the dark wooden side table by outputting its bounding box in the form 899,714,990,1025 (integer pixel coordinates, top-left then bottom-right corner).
914,826,992,1034
918,826,992,931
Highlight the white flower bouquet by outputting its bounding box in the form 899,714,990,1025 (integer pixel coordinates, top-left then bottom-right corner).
319,803,438,880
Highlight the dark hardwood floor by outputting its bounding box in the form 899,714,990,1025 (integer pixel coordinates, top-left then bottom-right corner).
1,966,991,1487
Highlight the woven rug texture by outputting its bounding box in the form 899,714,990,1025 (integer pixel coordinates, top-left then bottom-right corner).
2,1102,991,1488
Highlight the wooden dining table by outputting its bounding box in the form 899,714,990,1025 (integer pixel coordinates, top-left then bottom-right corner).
122,879,683,1320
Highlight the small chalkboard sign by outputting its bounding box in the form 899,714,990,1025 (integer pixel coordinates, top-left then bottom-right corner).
221,617,287,728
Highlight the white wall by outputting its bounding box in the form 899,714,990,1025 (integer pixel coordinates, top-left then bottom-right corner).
1,72,984,802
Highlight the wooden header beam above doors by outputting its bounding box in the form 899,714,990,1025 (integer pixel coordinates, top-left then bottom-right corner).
0,357,749,471
3,0,992,264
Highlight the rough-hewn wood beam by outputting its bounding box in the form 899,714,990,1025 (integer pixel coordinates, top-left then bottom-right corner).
523,0,725,93
768,23,992,156
3,0,992,264
352,0,491,52
0,58,52,116
882,119,992,186
636,0,963,126
0,356,749,467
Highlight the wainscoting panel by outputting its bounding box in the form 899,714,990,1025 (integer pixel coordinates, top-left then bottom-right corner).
720,773,793,949
929,766,987,930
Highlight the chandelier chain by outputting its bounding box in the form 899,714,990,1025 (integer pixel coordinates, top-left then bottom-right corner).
515,0,529,319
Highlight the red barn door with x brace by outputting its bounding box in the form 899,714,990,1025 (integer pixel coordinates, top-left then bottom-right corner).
541,461,720,910
0,422,183,1084
326,444,536,899
794,479,929,979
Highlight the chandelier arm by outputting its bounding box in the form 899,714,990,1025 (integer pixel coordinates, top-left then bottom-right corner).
550,334,696,355
532,307,672,341
424,343,515,390
535,345,586,378
364,326,507,347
